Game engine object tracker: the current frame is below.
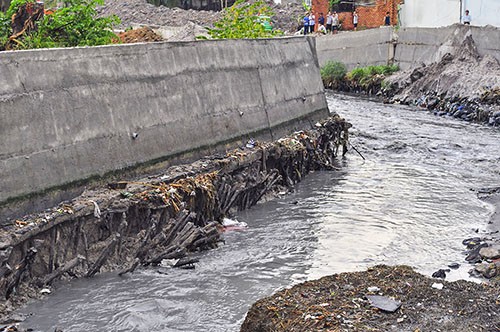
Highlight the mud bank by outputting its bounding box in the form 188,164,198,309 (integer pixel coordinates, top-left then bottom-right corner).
0,116,350,324
241,265,500,332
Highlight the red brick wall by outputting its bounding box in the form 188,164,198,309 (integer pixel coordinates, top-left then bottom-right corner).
312,0,401,31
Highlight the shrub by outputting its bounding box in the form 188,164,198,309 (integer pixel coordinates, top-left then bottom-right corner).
208,0,283,39
2,0,120,50
320,61,347,88
345,64,400,92
0,12,9,50
25,0,120,48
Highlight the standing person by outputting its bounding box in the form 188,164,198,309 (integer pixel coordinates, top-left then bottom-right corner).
318,12,325,27
384,11,391,26
332,11,339,34
309,12,315,34
353,11,358,30
326,11,333,34
463,10,471,25
303,13,309,35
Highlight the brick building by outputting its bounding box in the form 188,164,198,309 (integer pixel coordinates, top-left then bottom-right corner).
312,0,402,31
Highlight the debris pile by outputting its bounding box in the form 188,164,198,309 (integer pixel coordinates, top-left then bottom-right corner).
241,265,500,331
0,116,351,320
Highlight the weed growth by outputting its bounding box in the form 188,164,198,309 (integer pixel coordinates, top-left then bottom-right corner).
320,60,347,88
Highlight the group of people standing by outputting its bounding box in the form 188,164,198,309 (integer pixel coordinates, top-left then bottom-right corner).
303,11,358,35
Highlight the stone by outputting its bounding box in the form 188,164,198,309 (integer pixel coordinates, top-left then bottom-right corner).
479,245,500,260
475,262,498,279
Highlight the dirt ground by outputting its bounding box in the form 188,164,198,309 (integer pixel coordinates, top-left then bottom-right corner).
116,26,163,43
241,265,500,332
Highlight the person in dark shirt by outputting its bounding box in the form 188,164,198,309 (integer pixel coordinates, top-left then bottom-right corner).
318,13,325,26
384,12,391,26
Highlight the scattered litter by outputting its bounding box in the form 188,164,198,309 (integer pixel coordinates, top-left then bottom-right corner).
432,283,444,290
40,288,51,294
222,217,248,229
246,139,255,149
89,200,101,218
367,286,380,293
366,295,401,312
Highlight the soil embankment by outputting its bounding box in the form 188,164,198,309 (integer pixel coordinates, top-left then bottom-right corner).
0,116,350,326
384,30,500,126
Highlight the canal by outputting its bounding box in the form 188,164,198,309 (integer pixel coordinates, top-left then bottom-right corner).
19,92,500,331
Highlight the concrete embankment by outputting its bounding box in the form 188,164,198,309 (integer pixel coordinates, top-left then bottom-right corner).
0,37,328,222
316,24,500,70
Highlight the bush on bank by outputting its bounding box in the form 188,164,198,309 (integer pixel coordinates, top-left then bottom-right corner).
320,61,347,89
321,62,399,94
0,0,120,51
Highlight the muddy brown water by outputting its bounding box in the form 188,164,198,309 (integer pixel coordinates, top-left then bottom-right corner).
18,93,500,331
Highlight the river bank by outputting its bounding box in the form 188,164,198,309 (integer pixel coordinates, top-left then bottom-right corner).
0,116,350,328
241,264,500,331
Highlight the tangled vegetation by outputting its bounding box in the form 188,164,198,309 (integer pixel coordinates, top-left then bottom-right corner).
1,0,119,51
208,0,283,39
321,61,399,94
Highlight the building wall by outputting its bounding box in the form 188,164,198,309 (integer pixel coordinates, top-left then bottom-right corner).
0,37,328,206
312,0,400,31
399,0,500,28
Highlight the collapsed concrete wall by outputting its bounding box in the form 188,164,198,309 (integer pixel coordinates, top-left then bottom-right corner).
316,24,500,70
0,37,328,216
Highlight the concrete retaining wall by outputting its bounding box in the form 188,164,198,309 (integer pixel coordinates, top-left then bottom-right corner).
316,27,394,70
316,24,500,70
0,37,328,209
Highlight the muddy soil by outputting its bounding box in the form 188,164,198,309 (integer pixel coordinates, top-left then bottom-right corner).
241,265,500,332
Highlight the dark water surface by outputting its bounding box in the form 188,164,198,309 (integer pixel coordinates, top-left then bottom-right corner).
19,93,500,331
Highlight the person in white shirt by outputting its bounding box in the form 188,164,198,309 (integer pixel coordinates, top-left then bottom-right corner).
326,11,333,33
463,10,471,25
353,11,358,30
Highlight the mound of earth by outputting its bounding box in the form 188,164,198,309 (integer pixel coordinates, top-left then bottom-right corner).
387,34,500,103
117,26,163,43
241,265,500,332
98,0,304,35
